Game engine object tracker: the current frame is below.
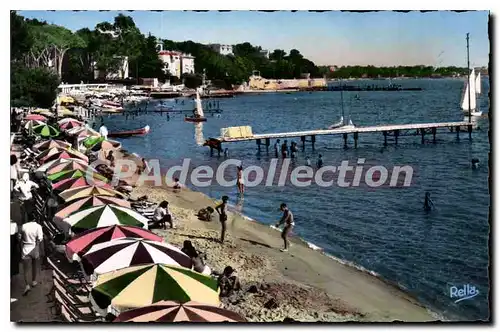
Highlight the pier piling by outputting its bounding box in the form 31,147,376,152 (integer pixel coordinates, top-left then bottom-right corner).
421,130,425,144
468,125,472,140
432,127,437,143
311,135,316,150
456,126,460,140
383,131,388,146
256,139,262,151
394,130,399,145
301,136,306,151
265,138,270,153
343,133,348,149
354,132,358,148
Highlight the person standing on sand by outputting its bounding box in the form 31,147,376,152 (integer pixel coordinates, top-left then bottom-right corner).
215,196,229,243
236,165,244,195
18,217,44,295
281,140,288,158
275,203,294,252
274,139,281,157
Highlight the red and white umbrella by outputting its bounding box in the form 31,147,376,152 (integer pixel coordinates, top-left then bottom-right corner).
25,114,47,121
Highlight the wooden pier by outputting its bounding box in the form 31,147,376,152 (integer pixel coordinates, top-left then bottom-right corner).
204,121,475,155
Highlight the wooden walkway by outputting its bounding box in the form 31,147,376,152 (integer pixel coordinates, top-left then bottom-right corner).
204,121,475,154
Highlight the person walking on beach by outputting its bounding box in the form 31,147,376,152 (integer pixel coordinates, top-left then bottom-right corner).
236,165,244,195
18,217,44,295
10,154,20,194
215,196,229,243
275,203,294,252
99,122,108,140
14,173,39,223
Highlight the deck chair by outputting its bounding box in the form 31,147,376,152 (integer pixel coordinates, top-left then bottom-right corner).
52,281,99,322
46,257,90,294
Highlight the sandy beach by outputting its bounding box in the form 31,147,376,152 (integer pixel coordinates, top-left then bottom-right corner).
126,168,439,322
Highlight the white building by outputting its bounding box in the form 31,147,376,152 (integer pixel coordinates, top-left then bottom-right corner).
158,50,195,78
259,49,270,58
209,44,233,56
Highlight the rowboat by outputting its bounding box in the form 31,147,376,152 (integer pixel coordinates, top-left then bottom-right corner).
184,116,207,122
108,126,150,138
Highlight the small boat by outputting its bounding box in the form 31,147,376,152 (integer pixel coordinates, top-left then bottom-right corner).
108,125,150,138
184,89,207,123
103,100,122,108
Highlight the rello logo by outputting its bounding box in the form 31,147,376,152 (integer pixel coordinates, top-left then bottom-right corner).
449,284,479,303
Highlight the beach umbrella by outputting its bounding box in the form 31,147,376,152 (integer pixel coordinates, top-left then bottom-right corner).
24,119,45,130
114,301,246,322
36,157,87,173
89,263,220,316
64,224,160,262
32,124,60,138
41,148,89,164
59,185,124,202
55,196,131,224
59,119,82,131
33,139,71,152
83,136,104,148
68,126,100,138
91,139,121,152
63,204,149,233
33,109,53,117
81,238,192,277
58,117,79,125
46,160,93,175
48,168,108,183
60,96,75,104
25,114,47,121
36,147,66,161
52,176,111,192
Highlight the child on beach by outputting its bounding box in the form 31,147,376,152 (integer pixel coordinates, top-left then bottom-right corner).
181,240,211,275
217,266,241,297
172,177,182,191
215,196,229,243
275,203,294,252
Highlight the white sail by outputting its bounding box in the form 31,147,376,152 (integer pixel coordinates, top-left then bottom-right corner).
461,69,477,111
195,90,204,118
475,72,482,95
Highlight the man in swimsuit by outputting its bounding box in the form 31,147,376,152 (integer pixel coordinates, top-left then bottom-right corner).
275,203,294,252
215,195,229,243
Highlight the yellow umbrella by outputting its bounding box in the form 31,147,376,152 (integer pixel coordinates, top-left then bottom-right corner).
59,185,124,202
60,96,75,104
89,263,220,316
57,107,74,116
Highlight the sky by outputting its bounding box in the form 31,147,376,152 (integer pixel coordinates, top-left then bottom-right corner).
17,10,490,67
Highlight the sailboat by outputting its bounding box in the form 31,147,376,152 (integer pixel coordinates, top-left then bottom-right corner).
328,81,355,130
461,34,482,118
184,88,207,123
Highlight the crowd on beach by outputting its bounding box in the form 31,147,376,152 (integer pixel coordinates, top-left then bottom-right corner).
9,105,248,322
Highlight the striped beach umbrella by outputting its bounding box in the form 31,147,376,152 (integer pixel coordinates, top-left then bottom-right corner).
24,119,45,130
46,160,93,175
36,158,88,173
83,136,104,148
91,139,122,152
32,124,60,138
59,119,82,131
33,139,71,152
59,185,124,202
48,168,108,183
25,114,47,121
55,196,130,224
114,301,246,322
63,204,148,233
33,108,51,114
41,148,89,164
52,176,111,192
65,225,161,262
81,238,192,277
57,107,75,117
36,147,66,161
90,263,220,315
68,126,100,138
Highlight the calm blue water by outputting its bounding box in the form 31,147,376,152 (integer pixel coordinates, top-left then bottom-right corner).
105,79,490,321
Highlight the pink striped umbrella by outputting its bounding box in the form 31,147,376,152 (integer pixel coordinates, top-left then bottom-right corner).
41,149,89,164
52,177,111,192
47,160,94,175
65,225,162,262
54,195,130,223
25,114,47,121
114,301,247,322
60,119,83,131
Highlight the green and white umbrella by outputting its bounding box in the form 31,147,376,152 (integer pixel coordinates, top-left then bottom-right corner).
90,263,220,316
63,204,149,234
32,124,60,138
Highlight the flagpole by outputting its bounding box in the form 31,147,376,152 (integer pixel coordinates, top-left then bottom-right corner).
466,33,471,124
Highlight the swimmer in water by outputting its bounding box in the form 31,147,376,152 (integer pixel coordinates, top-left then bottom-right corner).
471,158,480,169
424,192,434,211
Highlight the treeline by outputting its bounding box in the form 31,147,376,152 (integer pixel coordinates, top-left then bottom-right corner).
319,65,471,79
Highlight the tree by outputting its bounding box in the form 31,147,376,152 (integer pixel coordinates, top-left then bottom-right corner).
11,62,60,107
270,49,286,61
